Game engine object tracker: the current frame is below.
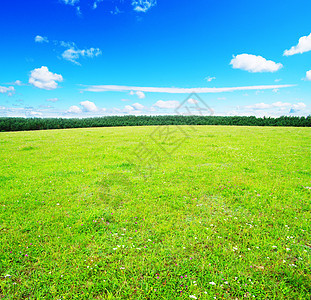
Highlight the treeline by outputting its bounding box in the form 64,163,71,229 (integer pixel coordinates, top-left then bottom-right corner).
0,115,310,132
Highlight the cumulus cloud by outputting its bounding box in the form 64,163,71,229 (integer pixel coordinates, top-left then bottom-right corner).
305,70,311,81
35,35,49,43
68,105,82,114
230,54,283,73
62,47,102,65
0,86,15,95
80,100,98,112
130,90,145,99
29,66,63,90
14,80,23,86
124,105,135,112
132,102,144,110
284,33,311,56
132,0,157,12
83,84,294,94
153,100,180,109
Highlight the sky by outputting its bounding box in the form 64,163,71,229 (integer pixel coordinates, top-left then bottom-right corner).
1,0,311,118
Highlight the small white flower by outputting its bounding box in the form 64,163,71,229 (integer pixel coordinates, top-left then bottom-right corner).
272,246,277,248
113,248,117,250
224,281,228,284
286,248,290,251
209,281,216,285
189,295,197,299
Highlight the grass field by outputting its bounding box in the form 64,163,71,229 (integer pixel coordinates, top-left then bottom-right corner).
0,125,310,299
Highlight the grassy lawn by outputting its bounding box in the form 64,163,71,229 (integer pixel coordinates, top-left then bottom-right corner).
0,125,310,299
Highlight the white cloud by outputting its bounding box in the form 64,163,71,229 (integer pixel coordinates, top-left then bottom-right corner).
272,101,291,108
292,102,306,110
62,47,102,65
61,0,79,5
29,66,63,90
68,105,82,114
136,91,145,99
35,35,49,43
30,111,43,117
47,98,59,103
305,70,311,81
83,84,294,94
153,100,180,109
132,102,144,110
130,90,145,99
14,80,23,86
246,103,272,109
0,86,15,95
132,0,157,12
125,105,135,111
80,101,98,112
188,98,198,104
284,33,311,56
230,54,283,73
205,76,216,82
245,101,307,113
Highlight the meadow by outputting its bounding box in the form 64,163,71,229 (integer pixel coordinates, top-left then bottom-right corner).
0,125,310,299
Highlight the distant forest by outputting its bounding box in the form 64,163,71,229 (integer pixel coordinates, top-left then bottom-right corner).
0,115,310,132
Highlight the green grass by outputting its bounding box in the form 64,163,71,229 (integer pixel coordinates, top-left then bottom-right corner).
0,125,310,299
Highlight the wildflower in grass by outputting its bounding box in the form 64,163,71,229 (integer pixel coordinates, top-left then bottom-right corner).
209,282,216,285
286,248,290,251
189,295,197,299
272,246,277,248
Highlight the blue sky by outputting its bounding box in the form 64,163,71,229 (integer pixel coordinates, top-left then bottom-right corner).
1,0,311,117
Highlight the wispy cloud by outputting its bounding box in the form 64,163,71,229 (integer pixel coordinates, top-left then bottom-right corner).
62,47,102,65
284,33,311,56
82,84,294,94
60,0,79,6
35,37,102,65
205,76,216,82
46,98,59,103
132,0,157,13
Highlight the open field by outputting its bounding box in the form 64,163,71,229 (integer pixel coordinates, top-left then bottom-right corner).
0,125,310,299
